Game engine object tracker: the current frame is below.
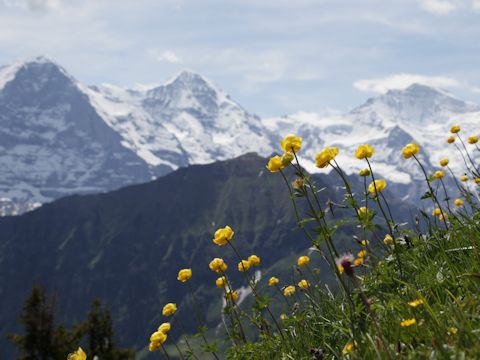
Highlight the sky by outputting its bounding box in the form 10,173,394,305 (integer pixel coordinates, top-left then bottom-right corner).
1,0,480,117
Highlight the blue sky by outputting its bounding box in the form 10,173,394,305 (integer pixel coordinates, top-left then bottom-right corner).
1,0,480,116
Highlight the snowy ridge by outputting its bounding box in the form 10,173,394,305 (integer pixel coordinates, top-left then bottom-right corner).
0,56,478,215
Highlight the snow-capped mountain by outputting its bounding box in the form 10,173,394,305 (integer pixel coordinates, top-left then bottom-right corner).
0,56,275,214
264,84,479,191
0,56,478,214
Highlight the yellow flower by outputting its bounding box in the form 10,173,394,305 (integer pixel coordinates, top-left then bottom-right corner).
298,279,310,289
432,208,441,216
468,135,479,144
384,234,393,245
449,326,458,335
408,299,424,308
238,260,250,272
268,277,279,286
359,168,371,177
149,341,161,352
225,290,238,302
342,342,354,354
400,318,417,327
474,177,480,184
283,285,296,297
280,313,287,321
357,250,367,258
454,198,464,206
150,330,168,344
368,179,387,194
450,125,461,133
280,134,302,153
355,143,375,159
209,258,228,273
354,258,364,266
162,303,177,317
216,276,227,288
212,225,234,246
357,206,369,216
67,347,87,360
315,147,339,168
177,268,192,283
439,213,448,221
266,155,283,173
460,175,468,182
158,322,171,334
433,170,444,180
439,158,449,167
361,239,370,246
297,255,310,267
338,264,344,274
402,143,420,159
447,136,455,143
248,255,261,267
281,151,294,167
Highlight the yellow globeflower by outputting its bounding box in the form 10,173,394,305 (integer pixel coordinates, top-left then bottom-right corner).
162,303,177,317
68,347,87,360
297,255,310,267
460,175,468,182
402,143,420,159
158,322,171,333
216,276,227,288
359,168,371,177
355,143,375,159
266,155,283,173
177,268,192,283
474,177,480,184
280,313,287,321
368,179,387,194
361,239,369,246
354,258,364,266
447,136,455,143
281,151,294,167
454,198,464,206
280,134,302,153
315,147,339,168
209,258,228,273
149,342,160,352
357,250,367,258
342,342,354,354
248,255,261,267
383,234,393,245
450,125,461,133
225,290,238,302
212,225,234,246
439,213,448,221
433,170,444,180
432,208,441,216
468,135,479,144
408,299,424,308
238,260,250,272
268,277,279,286
400,318,417,327
150,330,168,344
283,285,296,297
439,158,449,167
357,206,369,216
298,279,310,289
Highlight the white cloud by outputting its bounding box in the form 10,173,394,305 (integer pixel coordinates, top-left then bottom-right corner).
354,73,461,93
418,0,457,14
156,50,181,63
2,0,61,11
473,0,480,9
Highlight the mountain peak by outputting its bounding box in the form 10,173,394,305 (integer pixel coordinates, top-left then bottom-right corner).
386,82,455,100
0,55,73,91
